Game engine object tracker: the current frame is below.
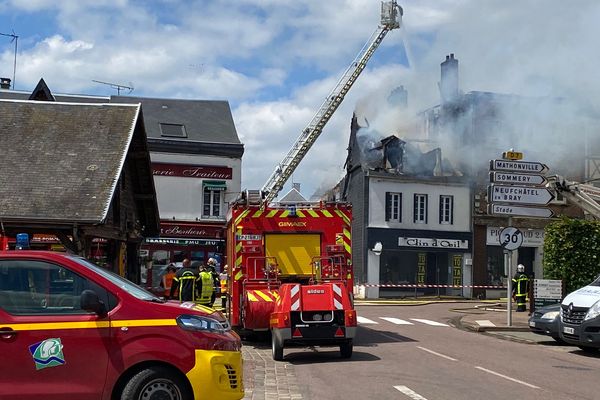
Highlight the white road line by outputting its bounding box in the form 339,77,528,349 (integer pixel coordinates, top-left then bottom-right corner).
475,320,496,327
475,366,540,389
380,317,413,325
357,316,377,324
394,385,429,400
416,346,457,361
409,318,449,326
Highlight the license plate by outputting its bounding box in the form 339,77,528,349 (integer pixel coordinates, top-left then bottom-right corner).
563,326,574,334
529,321,536,328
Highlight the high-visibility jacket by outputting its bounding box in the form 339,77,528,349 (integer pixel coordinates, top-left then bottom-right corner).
219,272,228,296
198,271,214,305
162,272,176,297
171,267,199,302
512,272,529,298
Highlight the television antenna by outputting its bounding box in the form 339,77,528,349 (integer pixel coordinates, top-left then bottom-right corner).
0,30,18,89
92,79,134,95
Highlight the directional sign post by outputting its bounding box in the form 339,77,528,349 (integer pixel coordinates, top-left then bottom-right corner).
488,204,554,218
490,160,549,174
489,171,547,186
489,184,554,205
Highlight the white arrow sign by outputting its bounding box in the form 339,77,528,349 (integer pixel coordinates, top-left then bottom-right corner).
489,184,555,205
489,204,554,218
489,172,547,186
490,160,549,174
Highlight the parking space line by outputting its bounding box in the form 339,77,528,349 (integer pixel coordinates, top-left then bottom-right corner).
394,385,429,399
416,346,457,361
475,366,540,389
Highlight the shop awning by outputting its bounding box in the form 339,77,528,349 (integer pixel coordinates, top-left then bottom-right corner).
203,180,227,191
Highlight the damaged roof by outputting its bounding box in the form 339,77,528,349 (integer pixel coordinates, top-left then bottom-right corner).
0,99,140,223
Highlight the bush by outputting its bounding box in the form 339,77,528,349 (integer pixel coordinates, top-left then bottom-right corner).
544,216,600,294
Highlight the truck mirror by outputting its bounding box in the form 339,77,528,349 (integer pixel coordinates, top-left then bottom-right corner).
80,289,107,316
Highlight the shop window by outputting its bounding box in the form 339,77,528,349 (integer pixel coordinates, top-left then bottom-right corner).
486,246,506,286
439,195,454,225
413,194,428,224
203,188,222,217
385,192,402,222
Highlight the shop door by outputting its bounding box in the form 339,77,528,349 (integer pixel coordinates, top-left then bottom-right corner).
517,247,535,277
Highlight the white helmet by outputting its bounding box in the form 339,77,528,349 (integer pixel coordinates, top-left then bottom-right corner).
517,264,525,273
208,257,217,266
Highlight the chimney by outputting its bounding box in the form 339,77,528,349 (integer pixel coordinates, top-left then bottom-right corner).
440,53,458,103
292,182,301,192
388,85,408,108
0,78,11,90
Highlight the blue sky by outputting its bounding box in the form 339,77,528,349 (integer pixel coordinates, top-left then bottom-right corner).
1,0,599,198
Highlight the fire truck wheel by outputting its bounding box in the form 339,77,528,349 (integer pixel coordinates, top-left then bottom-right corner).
272,332,284,361
121,366,191,400
340,339,353,359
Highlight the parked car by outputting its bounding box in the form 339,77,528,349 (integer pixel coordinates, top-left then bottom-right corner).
0,250,244,400
559,275,600,353
528,303,564,343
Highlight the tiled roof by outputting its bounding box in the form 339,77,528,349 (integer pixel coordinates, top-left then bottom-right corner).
0,99,140,223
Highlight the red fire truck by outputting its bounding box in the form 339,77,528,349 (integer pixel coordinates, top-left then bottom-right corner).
226,198,356,360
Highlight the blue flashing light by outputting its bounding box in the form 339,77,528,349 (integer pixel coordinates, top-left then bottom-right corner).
15,233,30,250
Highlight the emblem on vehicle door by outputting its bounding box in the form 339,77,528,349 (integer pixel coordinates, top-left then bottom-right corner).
29,338,65,370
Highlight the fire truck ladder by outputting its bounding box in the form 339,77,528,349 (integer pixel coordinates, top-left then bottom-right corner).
261,1,403,204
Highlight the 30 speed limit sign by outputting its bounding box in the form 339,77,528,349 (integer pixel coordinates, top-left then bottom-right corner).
499,227,523,251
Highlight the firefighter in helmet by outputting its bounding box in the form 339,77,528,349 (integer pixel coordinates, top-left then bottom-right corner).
512,264,530,312
206,257,220,307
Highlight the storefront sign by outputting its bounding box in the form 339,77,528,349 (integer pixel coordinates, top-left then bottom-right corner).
152,163,232,179
160,222,223,238
398,237,469,249
417,253,426,284
452,255,462,286
145,238,224,246
486,227,544,247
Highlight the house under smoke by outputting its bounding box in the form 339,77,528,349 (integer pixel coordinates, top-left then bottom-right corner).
342,114,472,298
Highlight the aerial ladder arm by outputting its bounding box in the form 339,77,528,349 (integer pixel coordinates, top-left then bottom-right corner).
546,175,600,219
260,1,403,204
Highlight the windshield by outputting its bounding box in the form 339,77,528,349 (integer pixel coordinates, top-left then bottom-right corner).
591,274,600,287
70,256,161,301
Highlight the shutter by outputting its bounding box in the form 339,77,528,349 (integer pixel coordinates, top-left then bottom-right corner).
439,195,443,224
425,195,428,224
450,196,454,224
385,192,391,221
413,194,417,223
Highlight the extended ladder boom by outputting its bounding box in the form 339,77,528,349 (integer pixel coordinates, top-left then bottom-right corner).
261,1,403,204
546,175,600,218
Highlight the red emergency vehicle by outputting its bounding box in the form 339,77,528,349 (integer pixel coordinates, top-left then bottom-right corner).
226,199,356,360
0,250,244,400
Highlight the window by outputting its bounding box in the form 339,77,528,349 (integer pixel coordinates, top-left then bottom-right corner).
159,123,187,138
413,194,428,223
0,260,104,315
385,192,402,222
439,195,454,224
203,188,222,217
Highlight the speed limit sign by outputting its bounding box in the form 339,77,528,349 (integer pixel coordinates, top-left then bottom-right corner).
499,227,523,251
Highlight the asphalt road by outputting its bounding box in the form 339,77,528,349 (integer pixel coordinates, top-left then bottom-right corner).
242,303,600,400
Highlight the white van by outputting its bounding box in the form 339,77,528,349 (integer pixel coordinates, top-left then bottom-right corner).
559,275,600,352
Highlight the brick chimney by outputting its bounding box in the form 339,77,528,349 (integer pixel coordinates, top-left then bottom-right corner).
0,77,11,90
440,53,458,103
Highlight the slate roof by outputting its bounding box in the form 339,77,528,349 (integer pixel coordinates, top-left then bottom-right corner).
0,99,140,223
111,96,241,144
278,188,308,204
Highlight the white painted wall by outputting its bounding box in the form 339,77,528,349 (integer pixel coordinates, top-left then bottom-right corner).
368,179,471,232
150,153,242,222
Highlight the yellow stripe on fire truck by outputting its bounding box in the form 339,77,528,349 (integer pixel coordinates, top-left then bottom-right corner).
246,290,279,302
334,209,351,226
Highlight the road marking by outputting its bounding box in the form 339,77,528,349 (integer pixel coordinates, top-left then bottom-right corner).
357,316,377,324
380,317,413,325
475,366,540,389
416,346,457,361
394,385,429,400
475,320,496,327
409,318,449,326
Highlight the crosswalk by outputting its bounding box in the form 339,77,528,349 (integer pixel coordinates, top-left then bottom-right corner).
357,316,450,327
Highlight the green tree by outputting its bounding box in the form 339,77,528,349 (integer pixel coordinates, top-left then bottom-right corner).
544,216,600,294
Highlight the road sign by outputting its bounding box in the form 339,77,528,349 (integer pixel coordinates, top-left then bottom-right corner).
490,160,549,174
502,151,523,160
489,171,547,186
499,227,523,250
489,184,554,205
488,204,554,218
533,279,562,299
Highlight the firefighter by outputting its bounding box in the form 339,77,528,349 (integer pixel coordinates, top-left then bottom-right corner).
197,263,215,307
206,258,221,307
219,264,229,310
512,264,530,312
160,264,177,299
169,259,199,302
